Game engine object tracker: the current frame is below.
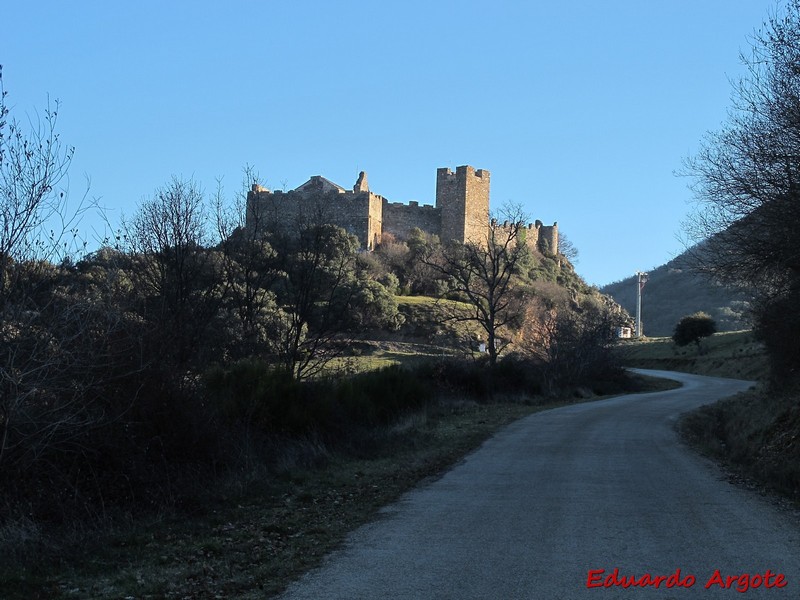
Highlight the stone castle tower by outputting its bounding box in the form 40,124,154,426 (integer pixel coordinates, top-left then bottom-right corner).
245,165,558,254
436,166,490,245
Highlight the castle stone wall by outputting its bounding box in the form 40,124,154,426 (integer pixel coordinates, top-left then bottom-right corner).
246,188,383,249
523,222,540,249
246,166,558,256
496,220,560,256
382,200,441,240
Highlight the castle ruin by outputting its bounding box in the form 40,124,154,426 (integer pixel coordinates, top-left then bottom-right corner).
246,165,558,254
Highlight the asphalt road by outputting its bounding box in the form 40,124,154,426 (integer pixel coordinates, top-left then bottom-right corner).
279,370,800,599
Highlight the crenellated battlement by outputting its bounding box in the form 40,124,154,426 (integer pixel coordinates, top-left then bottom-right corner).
385,201,438,210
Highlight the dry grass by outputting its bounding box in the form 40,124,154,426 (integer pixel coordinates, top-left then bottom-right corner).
679,387,800,504
616,330,768,380
0,402,541,599
324,340,464,374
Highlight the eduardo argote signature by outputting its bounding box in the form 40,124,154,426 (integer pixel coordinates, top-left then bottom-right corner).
586,568,788,593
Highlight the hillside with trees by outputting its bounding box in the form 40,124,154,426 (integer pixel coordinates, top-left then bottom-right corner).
600,249,752,337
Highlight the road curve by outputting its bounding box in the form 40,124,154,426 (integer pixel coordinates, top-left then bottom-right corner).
279,371,800,599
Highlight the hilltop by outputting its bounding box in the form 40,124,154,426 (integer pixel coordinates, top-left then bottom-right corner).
600,249,752,337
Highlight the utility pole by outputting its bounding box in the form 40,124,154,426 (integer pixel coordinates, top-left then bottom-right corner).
635,271,648,338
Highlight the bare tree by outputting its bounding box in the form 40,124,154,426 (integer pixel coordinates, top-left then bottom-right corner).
682,1,800,382
0,71,140,491
558,233,579,264
683,1,800,288
123,176,223,368
0,65,81,303
425,204,530,366
0,68,77,468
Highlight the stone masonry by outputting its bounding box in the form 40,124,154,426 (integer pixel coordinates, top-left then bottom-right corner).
245,165,558,254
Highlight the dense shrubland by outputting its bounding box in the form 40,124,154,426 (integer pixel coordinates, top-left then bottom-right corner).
0,201,406,525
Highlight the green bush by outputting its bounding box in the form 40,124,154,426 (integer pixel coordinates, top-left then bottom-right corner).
340,365,432,425
204,360,343,436
0,361,227,524
673,312,717,348
205,361,433,439
414,357,542,401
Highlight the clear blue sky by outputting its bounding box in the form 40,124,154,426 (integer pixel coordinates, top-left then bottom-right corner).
2,1,779,286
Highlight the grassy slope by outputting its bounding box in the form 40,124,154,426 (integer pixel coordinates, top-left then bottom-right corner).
325,296,481,374
679,388,800,503
616,330,768,380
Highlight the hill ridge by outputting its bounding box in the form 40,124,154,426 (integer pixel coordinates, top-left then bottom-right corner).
600,250,751,337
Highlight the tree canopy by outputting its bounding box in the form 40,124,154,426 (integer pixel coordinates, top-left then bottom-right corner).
672,312,717,348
